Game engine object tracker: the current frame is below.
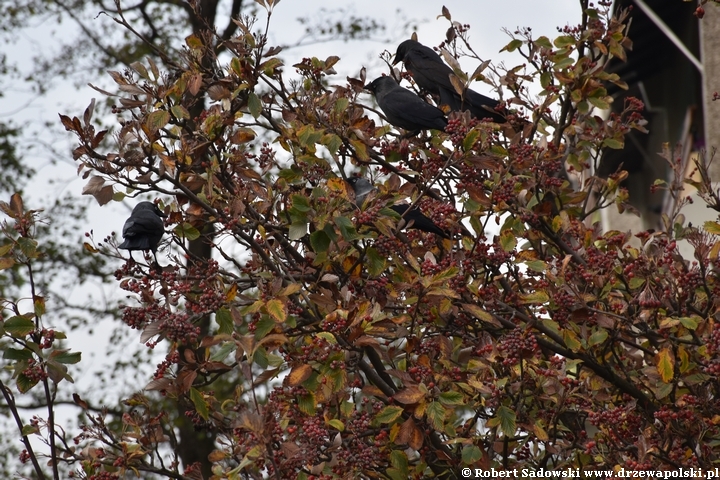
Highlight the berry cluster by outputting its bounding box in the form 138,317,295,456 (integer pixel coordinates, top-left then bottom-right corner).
22,359,48,383
497,329,539,365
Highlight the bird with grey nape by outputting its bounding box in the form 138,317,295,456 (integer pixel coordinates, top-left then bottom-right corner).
364,76,448,133
118,201,166,262
346,177,450,239
393,39,505,124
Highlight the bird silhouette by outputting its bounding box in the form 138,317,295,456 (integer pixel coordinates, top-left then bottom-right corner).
118,201,166,262
364,76,448,133
393,39,505,123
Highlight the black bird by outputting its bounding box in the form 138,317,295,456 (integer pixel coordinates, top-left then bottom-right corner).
393,39,505,123
364,76,448,133
118,201,166,262
346,177,450,239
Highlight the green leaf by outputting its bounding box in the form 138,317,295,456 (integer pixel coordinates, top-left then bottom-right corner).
289,223,307,240
21,424,40,436
375,405,403,424
298,393,316,415
146,110,170,133
499,230,517,252
327,419,345,431
553,35,576,48
51,350,82,365
679,316,699,330
588,328,608,347
215,307,233,334
171,104,190,120
209,342,235,362
16,373,38,394
189,387,209,420
602,138,624,149
309,230,331,253
501,39,523,52
4,316,35,337
3,348,33,361
248,91,262,118
534,36,553,48
588,96,611,110
334,216,359,241
438,391,464,406
426,401,446,431
173,223,201,241
365,247,386,277
463,129,480,152
462,444,482,464
495,405,516,437
254,316,276,340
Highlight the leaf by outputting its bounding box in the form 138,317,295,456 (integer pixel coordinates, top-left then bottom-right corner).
189,388,209,420
463,129,480,152
215,307,233,335
50,350,82,364
704,221,720,235
462,444,482,464
309,230,331,253
426,401,446,431
173,223,200,241
287,364,313,386
438,391,464,406
266,298,287,323
501,39,523,53
495,405,516,437
603,138,624,149
588,328,608,347
365,247,386,277
209,342,235,362
375,405,403,424
656,348,674,383
554,35,576,48
0,257,15,270
4,316,35,337
393,386,424,405
248,92,262,118
499,230,517,252
562,329,582,352
3,348,33,361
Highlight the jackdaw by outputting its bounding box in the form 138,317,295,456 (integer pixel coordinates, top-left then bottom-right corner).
393,39,505,123
364,76,448,133
346,177,450,238
118,201,166,262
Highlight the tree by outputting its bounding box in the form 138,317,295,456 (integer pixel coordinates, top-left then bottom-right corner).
4,0,720,479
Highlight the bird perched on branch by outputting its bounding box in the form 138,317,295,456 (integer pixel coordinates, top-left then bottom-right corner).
364,76,448,133
393,39,505,123
346,177,450,239
118,201,166,262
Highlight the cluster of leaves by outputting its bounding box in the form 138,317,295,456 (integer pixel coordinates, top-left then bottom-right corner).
4,0,720,479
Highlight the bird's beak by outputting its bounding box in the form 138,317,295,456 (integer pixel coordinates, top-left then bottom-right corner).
363,84,372,92
391,55,400,66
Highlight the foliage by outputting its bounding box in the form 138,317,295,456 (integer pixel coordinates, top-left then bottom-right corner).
2,0,720,479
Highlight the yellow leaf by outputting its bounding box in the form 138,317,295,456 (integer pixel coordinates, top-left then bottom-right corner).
656,348,674,383
265,298,287,323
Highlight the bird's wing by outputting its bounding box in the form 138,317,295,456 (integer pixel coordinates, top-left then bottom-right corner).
123,210,164,238
379,86,447,131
